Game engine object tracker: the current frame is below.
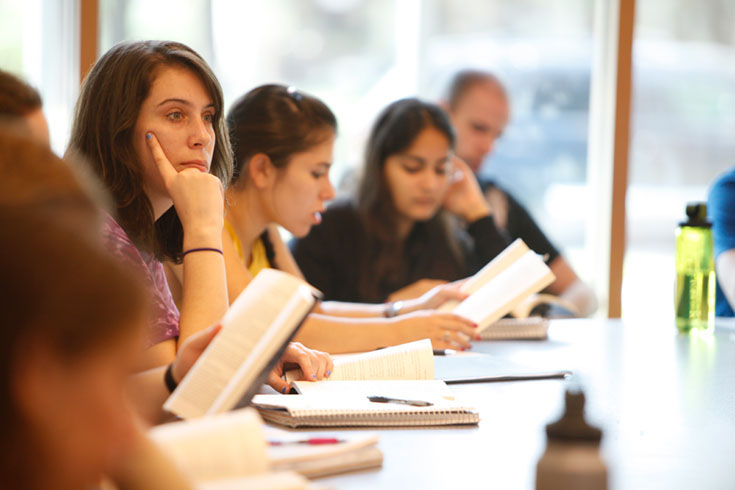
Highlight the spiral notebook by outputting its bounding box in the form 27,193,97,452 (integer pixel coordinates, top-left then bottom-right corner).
252,380,479,428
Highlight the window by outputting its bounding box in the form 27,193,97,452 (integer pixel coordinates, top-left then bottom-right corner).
1,0,79,154
623,0,735,320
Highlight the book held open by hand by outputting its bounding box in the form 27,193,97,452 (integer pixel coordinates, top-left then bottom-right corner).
164,268,321,420
438,238,557,334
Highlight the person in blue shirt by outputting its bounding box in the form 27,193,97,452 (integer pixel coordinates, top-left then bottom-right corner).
707,167,735,316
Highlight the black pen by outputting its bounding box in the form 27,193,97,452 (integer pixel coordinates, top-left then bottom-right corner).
433,348,457,356
367,396,433,407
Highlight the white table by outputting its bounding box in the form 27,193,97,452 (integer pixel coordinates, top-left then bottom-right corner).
302,318,735,489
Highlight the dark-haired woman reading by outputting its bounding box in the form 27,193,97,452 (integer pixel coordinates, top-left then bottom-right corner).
291,98,510,322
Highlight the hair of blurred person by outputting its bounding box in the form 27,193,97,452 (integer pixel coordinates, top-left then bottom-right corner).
0,128,104,236
0,69,49,145
0,205,147,490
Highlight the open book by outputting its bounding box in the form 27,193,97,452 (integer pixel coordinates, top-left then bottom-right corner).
149,408,310,490
254,340,478,428
265,427,383,478
284,338,435,384
149,408,381,487
164,268,320,419
479,317,550,340
438,239,556,332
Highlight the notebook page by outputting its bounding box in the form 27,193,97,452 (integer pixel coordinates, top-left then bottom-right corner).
150,408,267,482
291,379,454,400
437,239,530,312
164,269,315,419
252,393,472,415
453,251,555,331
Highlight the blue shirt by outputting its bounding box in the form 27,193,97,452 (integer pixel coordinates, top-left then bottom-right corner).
707,168,735,317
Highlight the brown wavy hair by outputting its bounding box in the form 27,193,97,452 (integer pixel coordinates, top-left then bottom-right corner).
68,40,233,262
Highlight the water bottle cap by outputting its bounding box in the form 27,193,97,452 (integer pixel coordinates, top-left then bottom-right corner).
680,202,712,228
545,387,603,442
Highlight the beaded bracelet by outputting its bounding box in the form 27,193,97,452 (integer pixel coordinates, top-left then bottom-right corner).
182,247,223,257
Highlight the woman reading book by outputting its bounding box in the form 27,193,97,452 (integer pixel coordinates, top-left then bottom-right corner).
291,98,510,315
164,85,479,353
67,41,330,390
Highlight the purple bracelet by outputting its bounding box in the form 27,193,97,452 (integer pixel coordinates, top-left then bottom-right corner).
182,247,224,257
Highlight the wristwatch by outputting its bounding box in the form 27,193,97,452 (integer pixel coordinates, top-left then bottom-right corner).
384,300,404,318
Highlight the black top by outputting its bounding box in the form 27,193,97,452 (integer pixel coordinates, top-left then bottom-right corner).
480,180,560,264
290,200,510,303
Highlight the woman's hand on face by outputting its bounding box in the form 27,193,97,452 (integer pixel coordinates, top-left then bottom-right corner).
146,132,224,247
170,323,222,384
393,310,478,350
442,156,492,223
266,342,334,394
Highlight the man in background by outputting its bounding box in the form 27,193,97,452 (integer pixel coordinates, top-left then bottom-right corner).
441,69,597,316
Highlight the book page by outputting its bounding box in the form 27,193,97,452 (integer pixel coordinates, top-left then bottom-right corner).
285,339,434,383
164,269,316,419
150,407,267,482
453,251,555,331
437,239,530,312
196,471,310,490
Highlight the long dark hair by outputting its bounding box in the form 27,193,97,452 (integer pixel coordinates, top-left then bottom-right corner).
356,97,459,301
226,84,337,187
68,40,233,262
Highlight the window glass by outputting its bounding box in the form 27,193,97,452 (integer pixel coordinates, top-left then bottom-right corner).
623,0,735,320
0,0,78,154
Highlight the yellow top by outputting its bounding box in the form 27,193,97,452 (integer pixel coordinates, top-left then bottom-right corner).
224,220,271,277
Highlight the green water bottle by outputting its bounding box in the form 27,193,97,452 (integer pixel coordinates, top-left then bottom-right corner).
675,202,715,333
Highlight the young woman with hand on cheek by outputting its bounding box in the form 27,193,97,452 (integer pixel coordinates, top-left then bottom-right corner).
291,98,511,346
166,85,478,353
67,42,330,386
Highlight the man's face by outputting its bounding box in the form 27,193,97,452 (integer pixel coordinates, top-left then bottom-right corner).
448,82,510,174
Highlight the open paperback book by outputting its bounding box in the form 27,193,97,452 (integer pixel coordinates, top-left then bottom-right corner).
149,408,312,490
253,340,479,428
437,238,556,333
149,408,381,487
164,268,320,420
479,317,550,340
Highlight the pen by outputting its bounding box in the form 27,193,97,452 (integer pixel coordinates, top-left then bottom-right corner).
433,348,457,356
367,396,433,407
268,438,345,446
